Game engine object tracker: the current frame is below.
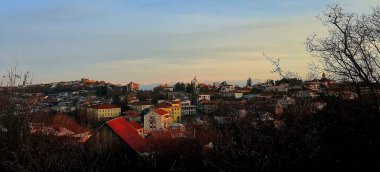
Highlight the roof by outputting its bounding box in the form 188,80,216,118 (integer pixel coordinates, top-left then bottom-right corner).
130,101,152,106
200,99,214,105
106,117,148,152
123,110,139,116
154,109,169,116
171,100,180,104
156,102,172,108
128,121,143,130
91,104,120,109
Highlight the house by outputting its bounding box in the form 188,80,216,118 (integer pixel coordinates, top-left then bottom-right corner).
181,100,197,116
127,82,140,92
156,101,181,123
127,97,139,104
51,105,68,112
171,101,182,123
199,100,217,114
144,109,170,133
339,91,358,100
86,117,148,153
214,115,229,124
159,83,174,92
170,123,185,131
128,121,144,137
296,90,319,99
156,101,172,111
220,85,235,92
303,81,321,92
236,87,252,94
198,94,211,101
265,84,289,92
219,92,244,99
129,101,153,113
87,104,121,121
81,78,96,84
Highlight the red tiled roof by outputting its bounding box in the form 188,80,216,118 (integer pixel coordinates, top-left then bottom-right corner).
106,117,148,152
171,101,180,104
154,109,169,116
156,102,172,108
91,104,120,109
128,121,143,130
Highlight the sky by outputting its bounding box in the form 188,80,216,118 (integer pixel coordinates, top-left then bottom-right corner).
1,0,380,85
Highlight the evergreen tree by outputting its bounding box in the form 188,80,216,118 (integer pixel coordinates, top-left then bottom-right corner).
174,82,186,92
246,77,252,87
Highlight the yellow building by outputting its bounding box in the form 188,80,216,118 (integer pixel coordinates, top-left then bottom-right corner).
156,101,181,123
88,104,121,121
171,101,181,123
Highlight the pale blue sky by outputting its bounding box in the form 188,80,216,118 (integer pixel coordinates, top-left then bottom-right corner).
0,0,379,84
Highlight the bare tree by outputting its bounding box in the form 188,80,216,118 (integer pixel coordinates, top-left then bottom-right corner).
0,64,33,151
306,61,323,81
307,4,380,109
263,52,301,80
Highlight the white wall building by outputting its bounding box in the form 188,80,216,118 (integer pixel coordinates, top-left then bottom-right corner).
143,109,170,133
198,94,211,101
220,85,235,92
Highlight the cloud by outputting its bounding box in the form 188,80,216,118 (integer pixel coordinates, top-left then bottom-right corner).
2,0,379,84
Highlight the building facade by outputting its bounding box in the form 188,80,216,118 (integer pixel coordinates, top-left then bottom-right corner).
87,104,121,121
198,94,211,101
180,100,197,116
171,101,182,123
144,109,170,133
129,101,153,113
127,82,140,92
220,85,235,92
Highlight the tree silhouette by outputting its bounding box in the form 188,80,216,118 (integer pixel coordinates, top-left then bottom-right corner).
246,77,253,87
307,4,380,109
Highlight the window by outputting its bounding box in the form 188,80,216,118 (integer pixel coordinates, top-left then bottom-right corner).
149,116,156,130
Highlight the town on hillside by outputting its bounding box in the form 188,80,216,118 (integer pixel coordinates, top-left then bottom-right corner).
2,2,380,171
1,73,374,170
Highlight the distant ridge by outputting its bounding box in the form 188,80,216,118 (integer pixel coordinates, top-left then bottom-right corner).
139,79,259,90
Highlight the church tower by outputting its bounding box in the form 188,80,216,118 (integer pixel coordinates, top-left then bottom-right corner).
191,76,199,106
191,76,198,87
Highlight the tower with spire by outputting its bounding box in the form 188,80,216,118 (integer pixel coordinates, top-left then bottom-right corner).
191,76,199,106
191,76,198,88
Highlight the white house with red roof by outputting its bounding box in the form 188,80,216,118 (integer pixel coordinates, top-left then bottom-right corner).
87,104,121,121
220,85,235,92
143,109,170,133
